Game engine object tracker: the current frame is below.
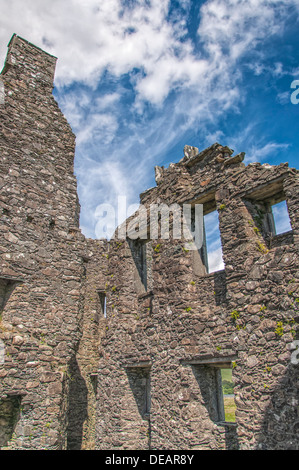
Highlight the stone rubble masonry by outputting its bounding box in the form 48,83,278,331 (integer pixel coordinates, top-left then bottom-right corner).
0,34,107,450
0,35,298,450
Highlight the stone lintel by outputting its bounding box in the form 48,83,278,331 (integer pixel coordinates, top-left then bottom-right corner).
1,34,57,87
123,361,152,369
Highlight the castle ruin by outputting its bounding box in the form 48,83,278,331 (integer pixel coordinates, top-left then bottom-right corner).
0,35,298,451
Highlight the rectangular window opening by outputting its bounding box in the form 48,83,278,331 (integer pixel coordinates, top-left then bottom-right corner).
0,395,22,449
97,290,106,319
128,239,148,293
203,210,225,274
191,359,236,425
221,368,236,423
125,366,151,420
0,277,23,317
190,202,225,276
90,374,98,395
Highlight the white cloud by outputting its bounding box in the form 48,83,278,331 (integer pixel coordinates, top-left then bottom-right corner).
272,201,292,234
276,91,291,105
198,0,285,56
0,0,198,103
1,0,293,104
1,0,296,118
218,123,290,165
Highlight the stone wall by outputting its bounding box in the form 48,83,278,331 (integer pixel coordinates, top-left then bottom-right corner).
68,238,108,450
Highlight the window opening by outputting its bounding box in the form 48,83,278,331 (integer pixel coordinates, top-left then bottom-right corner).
128,239,148,292
90,374,98,395
221,368,236,423
126,366,151,420
0,396,22,449
191,359,236,424
203,211,225,274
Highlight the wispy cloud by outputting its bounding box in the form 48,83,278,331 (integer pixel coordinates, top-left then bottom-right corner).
218,122,291,165
0,0,298,237
272,200,292,234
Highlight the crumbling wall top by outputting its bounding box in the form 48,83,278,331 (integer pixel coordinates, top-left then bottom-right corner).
1,34,57,89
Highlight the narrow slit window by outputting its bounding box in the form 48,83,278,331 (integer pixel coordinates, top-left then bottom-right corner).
0,78,4,106
128,239,148,292
126,366,151,420
244,182,293,248
203,211,225,274
90,374,98,395
0,396,22,449
271,200,292,235
139,242,147,290
97,290,106,319
145,373,151,417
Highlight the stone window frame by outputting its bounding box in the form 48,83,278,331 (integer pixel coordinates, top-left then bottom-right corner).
0,77,4,106
127,238,149,293
0,276,24,320
96,289,107,320
188,191,224,276
0,394,24,449
123,361,152,421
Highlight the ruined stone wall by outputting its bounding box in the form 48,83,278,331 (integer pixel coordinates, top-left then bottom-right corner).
0,35,88,449
97,144,299,450
67,238,108,450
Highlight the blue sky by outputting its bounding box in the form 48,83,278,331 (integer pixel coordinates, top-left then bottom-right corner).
0,0,298,268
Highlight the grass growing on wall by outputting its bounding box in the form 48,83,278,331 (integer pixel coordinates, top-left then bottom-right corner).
223,396,236,422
